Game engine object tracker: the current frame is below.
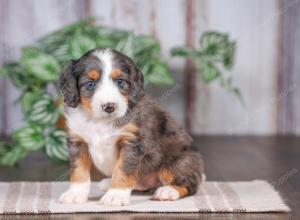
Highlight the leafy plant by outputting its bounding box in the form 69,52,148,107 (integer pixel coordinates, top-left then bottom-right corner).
0,18,174,166
171,32,242,101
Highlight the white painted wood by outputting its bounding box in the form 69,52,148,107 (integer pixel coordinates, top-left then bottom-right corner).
194,0,280,135
0,0,284,135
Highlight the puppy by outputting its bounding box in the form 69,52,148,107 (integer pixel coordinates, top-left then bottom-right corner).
59,48,203,206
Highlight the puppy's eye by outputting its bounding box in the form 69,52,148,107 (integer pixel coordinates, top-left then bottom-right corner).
85,81,96,90
116,78,125,88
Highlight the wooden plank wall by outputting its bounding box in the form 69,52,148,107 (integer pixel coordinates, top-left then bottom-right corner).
0,0,299,135
278,0,300,135
195,0,280,135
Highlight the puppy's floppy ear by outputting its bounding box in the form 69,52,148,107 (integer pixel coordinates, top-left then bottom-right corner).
59,60,80,108
130,64,145,104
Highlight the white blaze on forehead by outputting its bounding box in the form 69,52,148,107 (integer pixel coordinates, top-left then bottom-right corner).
93,49,113,76
91,49,128,118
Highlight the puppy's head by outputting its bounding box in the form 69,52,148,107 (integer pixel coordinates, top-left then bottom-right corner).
59,48,144,119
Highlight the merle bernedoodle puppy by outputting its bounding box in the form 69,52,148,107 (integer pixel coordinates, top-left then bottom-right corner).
59,48,204,206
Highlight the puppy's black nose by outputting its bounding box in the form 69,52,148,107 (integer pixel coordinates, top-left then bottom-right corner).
101,102,116,113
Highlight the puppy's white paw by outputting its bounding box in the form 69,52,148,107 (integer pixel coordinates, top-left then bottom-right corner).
59,190,87,204
98,178,112,192
99,188,131,206
153,186,180,201
59,182,90,204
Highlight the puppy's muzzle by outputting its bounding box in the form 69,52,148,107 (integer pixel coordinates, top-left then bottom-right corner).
101,102,117,114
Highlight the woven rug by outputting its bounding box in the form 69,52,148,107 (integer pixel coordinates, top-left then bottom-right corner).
0,180,290,214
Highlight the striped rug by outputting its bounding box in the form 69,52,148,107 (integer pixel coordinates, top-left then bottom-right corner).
0,180,290,214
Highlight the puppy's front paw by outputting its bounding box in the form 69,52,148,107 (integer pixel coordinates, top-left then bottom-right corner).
59,182,90,204
99,188,131,206
59,190,88,204
153,186,180,201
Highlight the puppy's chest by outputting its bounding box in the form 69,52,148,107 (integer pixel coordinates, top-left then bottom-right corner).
66,110,122,176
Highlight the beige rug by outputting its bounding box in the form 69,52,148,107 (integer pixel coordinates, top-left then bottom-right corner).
0,180,290,214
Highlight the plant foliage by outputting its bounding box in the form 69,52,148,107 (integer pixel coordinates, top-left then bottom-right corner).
171,32,242,101
0,18,174,166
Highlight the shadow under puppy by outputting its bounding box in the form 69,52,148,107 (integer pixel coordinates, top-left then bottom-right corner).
59,48,204,206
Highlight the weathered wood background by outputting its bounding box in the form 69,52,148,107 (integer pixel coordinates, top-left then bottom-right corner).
0,0,299,135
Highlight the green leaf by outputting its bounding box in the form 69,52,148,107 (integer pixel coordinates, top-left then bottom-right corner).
0,63,29,89
200,32,231,62
116,33,134,57
201,32,228,51
199,62,220,83
170,47,199,57
21,91,45,116
95,35,117,48
108,30,130,42
69,33,96,59
22,47,40,58
134,36,160,56
1,63,22,80
0,147,27,166
51,44,74,66
36,18,96,54
133,36,161,68
146,61,175,85
223,42,236,70
45,130,68,162
0,140,11,156
22,49,60,82
12,125,45,151
0,67,6,76
27,94,59,125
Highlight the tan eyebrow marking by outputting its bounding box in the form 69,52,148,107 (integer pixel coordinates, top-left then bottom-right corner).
87,70,101,80
111,68,122,80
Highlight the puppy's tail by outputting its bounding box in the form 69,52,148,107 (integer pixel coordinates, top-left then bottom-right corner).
162,151,203,196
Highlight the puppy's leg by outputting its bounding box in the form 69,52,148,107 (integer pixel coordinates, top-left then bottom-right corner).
99,155,136,206
59,140,92,204
153,151,203,201
98,178,112,192
99,123,141,206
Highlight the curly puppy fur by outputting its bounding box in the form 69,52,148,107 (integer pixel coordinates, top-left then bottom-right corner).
59,48,203,206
